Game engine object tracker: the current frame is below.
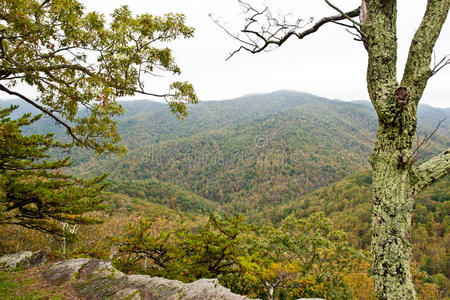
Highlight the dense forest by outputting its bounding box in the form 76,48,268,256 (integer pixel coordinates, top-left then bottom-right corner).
9,90,446,214
1,91,449,299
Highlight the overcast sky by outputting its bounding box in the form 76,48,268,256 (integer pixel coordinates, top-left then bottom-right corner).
8,0,450,108
80,0,450,107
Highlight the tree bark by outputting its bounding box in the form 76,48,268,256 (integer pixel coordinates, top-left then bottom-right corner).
369,106,450,300
369,116,417,299
363,0,449,299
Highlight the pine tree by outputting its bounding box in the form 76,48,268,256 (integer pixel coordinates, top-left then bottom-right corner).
0,106,105,237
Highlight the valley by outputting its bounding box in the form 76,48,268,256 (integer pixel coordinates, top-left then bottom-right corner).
1,90,449,299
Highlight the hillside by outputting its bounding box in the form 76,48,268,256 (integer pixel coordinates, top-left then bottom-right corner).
2,91,449,215
63,91,450,213
107,179,216,214
248,170,450,296
1,91,449,298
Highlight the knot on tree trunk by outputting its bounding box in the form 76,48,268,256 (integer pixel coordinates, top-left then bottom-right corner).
391,87,411,123
395,87,410,104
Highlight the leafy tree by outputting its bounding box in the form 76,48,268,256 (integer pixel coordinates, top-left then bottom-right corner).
0,0,199,245
219,0,450,298
112,216,182,277
0,0,198,154
0,106,105,237
114,214,251,282
180,214,251,280
239,213,366,299
113,213,366,299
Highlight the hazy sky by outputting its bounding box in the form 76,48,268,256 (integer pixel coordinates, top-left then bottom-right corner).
78,0,450,107
6,0,450,107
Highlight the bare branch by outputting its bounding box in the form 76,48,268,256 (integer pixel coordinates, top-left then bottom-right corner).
431,54,450,76
343,24,368,49
332,21,355,29
409,118,446,163
324,0,362,27
213,1,360,60
133,89,170,98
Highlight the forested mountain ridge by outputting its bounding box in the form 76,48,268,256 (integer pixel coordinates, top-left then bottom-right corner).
1,91,449,298
66,91,450,213
2,90,449,215
4,90,448,148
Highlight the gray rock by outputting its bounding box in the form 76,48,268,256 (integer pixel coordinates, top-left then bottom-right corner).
43,258,91,285
0,250,47,270
182,278,248,300
43,258,255,299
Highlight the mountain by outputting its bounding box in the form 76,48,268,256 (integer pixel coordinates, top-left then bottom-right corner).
2,91,449,297
3,91,449,214
67,91,450,213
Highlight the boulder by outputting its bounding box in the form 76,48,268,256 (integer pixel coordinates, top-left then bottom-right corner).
42,258,92,285
44,258,254,300
0,250,47,270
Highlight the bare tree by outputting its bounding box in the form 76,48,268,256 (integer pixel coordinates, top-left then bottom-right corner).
216,0,450,299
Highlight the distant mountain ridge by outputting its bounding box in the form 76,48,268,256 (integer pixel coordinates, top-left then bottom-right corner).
62,91,449,214
2,91,449,214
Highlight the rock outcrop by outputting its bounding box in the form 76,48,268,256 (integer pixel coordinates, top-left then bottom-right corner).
0,250,47,270
43,258,254,299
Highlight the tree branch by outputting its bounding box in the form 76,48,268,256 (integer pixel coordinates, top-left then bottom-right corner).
214,1,360,60
0,84,85,146
5,64,97,78
414,147,450,194
401,0,450,102
5,64,184,101
410,118,445,162
324,0,362,27
431,54,450,76
363,0,398,120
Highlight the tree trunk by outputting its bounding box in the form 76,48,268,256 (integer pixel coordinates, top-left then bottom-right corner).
363,1,449,298
264,282,274,300
370,117,417,299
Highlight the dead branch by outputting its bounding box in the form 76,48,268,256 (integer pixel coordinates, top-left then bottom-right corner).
324,0,362,27
212,0,361,60
431,53,450,76
410,118,446,162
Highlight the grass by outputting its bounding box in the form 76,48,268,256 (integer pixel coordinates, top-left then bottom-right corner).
0,266,72,300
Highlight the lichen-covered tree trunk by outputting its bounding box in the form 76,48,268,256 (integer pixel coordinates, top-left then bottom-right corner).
363,0,450,299
369,112,417,299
